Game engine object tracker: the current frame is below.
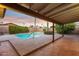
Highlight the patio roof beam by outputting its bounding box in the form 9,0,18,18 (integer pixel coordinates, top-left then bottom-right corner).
43,4,64,15
0,7,6,18
0,3,62,24
2,8,6,18
37,4,49,12
49,4,79,18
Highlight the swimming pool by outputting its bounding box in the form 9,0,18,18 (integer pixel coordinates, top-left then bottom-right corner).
16,32,43,40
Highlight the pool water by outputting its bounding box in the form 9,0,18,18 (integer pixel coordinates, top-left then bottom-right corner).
16,32,43,40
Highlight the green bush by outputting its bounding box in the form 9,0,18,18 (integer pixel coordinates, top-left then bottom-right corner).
9,24,29,34
43,28,46,32
55,23,75,34
44,31,53,35
43,28,53,35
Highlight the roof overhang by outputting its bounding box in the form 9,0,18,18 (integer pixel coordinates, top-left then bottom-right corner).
0,3,79,24
0,3,62,24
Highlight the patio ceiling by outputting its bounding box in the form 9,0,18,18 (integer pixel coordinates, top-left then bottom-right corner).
0,3,79,24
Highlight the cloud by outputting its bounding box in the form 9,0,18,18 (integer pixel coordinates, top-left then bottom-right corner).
0,9,52,27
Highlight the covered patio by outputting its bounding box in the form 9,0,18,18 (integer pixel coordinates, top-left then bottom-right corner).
0,3,79,56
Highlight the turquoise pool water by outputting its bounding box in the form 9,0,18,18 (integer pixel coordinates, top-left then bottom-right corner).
16,32,43,40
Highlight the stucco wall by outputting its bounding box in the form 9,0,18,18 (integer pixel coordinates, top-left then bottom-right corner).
0,25,9,34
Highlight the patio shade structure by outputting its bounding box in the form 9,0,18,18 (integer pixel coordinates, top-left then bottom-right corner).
0,3,79,42
1,3,79,24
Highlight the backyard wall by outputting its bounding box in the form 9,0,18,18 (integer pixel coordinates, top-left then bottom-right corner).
0,24,9,34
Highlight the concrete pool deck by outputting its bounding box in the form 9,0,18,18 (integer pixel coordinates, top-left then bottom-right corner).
0,33,62,56
0,34,61,55
0,41,18,56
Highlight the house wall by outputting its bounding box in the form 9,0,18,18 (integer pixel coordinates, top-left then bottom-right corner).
0,25,9,34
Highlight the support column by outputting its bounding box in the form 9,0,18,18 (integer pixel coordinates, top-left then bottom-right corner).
62,24,64,37
34,17,36,31
33,17,36,39
47,21,49,32
52,22,54,42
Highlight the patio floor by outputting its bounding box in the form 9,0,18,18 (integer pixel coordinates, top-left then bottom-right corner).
0,33,61,56
1,34,79,56
29,35,79,56
0,41,18,56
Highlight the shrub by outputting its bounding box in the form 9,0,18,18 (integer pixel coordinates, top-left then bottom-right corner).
44,31,53,35
9,24,29,34
43,28,46,32
55,23,75,34
43,28,53,35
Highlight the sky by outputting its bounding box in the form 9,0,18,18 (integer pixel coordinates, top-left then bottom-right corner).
5,10,32,19
0,9,52,27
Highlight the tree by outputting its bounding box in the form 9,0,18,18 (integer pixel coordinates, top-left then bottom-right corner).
55,23,75,34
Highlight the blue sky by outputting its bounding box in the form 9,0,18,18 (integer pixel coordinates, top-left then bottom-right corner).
5,9,33,19
2,9,52,27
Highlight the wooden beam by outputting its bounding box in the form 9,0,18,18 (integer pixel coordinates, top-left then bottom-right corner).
0,7,6,18
30,3,49,12
46,3,71,17
44,4,64,15
0,3,61,24
18,3,34,8
2,8,6,18
38,4,49,12
39,3,62,14
49,4,79,18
